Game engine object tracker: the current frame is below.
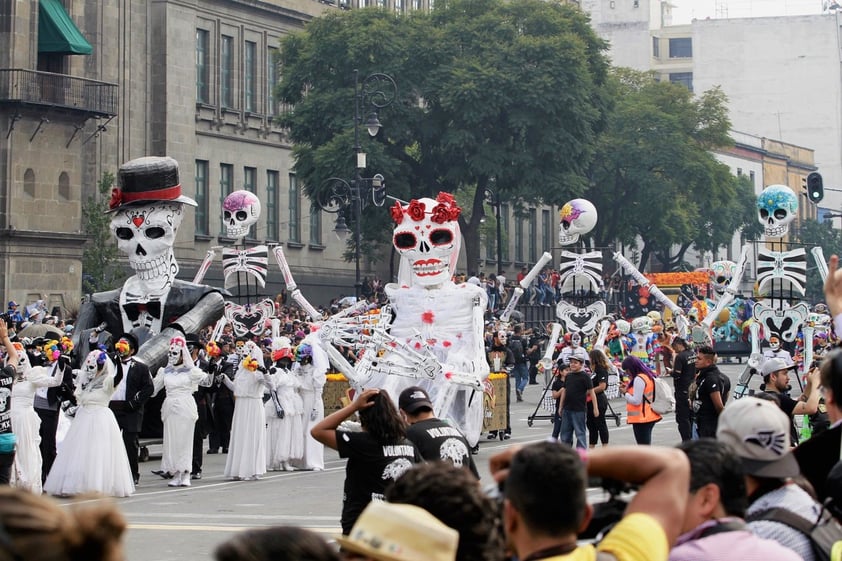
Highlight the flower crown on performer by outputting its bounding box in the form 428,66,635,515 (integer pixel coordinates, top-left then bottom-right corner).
390,192,461,225
205,340,221,358
44,340,61,362
60,336,74,354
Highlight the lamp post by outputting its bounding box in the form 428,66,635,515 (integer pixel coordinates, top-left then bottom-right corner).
316,69,397,299
483,186,503,276
823,212,842,225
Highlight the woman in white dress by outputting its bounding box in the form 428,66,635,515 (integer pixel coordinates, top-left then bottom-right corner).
152,336,210,488
265,346,303,471
44,349,134,497
9,343,63,493
292,335,328,471
223,340,270,481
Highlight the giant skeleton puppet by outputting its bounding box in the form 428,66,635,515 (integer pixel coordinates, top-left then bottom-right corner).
72,157,225,371
314,194,488,445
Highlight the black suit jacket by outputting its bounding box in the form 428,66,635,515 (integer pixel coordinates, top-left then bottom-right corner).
46,358,76,407
111,359,154,433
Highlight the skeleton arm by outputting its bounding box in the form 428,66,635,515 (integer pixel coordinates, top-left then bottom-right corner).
613,253,686,333
192,247,220,284
812,247,829,283
499,287,524,323
538,323,563,371
520,252,553,289
272,246,323,321
702,245,750,330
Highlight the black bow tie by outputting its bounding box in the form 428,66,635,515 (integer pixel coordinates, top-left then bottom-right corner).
124,301,162,321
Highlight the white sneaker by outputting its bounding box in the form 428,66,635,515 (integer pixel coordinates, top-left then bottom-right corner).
180,472,191,487
168,472,182,487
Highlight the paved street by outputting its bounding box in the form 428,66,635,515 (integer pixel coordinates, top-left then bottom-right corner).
56,361,752,561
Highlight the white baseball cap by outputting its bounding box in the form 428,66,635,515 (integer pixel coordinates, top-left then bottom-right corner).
716,397,800,478
760,357,792,378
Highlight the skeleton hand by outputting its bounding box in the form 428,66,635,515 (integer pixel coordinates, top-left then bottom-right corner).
748,352,762,370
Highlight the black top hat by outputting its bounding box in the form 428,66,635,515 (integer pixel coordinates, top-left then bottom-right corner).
108,156,197,213
185,333,202,349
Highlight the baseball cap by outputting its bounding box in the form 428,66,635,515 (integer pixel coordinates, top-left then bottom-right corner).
760,357,792,378
568,355,585,364
7,301,16,308
716,397,800,478
399,386,434,414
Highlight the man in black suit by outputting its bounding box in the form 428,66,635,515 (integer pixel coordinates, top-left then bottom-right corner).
34,339,75,483
109,333,154,485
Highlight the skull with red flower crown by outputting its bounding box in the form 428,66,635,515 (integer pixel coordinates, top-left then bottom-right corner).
391,192,461,287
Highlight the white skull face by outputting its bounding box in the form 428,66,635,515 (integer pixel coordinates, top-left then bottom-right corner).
768,336,781,352
631,316,653,334
83,350,102,375
235,340,248,358
168,337,185,366
559,199,598,245
710,260,737,295
615,319,630,335
757,185,798,238
0,387,9,410
570,332,581,348
391,194,461,287
223,190,262,238
111,203,183,284
496,331,507,344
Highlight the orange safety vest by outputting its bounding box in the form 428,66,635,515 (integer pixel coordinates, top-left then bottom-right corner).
626,373,662,424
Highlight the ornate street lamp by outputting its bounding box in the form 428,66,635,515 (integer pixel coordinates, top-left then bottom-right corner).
483,186,503,276
316,70,397,299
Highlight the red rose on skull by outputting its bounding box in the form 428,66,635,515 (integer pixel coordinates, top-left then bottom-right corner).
430,204,452,224
406,200,426,222
390,201,404,224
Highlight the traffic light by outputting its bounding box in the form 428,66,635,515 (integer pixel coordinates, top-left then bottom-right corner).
806,172,824,204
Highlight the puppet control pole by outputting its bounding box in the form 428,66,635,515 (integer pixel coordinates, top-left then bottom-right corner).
612,252,685,324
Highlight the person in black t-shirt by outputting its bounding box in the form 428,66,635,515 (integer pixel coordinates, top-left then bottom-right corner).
550,362,569,441
558,356,598,449
693,346,727,438
311,388,420,535
671,338,696,442
0,319,18,484
759,358,821,445
398,386,479,479
586,349,610,448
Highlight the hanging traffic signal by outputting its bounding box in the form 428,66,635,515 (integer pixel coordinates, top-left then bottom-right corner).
807,172,824,204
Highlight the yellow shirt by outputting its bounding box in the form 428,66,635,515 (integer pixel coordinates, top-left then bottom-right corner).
542,513,669,561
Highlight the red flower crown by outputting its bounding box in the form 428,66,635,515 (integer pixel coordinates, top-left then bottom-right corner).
390,192,461,225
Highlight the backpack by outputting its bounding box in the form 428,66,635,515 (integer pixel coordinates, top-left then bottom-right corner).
746,507,842,561
509,337,526,364
643,373,675,415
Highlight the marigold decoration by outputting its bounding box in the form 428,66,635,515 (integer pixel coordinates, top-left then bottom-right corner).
114,339,131,357
243,356,259,372
60,337,74,353
326,373,347,382
44,340,60,362
643,272,710,287
205,340,221,358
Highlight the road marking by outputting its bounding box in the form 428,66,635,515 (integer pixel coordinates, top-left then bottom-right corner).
128,524,341,534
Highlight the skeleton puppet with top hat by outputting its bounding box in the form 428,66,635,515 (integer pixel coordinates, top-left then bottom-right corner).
72,156,225,371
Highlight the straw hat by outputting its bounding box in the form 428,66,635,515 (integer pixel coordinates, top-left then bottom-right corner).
336,501,458,561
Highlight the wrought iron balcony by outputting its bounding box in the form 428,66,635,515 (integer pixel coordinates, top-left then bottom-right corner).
0,69,117,117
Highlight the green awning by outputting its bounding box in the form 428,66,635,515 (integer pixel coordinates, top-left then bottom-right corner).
38,0,93,55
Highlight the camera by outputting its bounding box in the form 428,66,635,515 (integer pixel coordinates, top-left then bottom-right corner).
0,312,13,325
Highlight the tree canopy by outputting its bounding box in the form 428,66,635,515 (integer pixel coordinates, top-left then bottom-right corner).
794,218,842,302
277,0,612,271
585,69,757,271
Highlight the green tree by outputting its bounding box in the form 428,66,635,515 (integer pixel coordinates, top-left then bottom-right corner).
277,0,611,271
586,69,754,271
794,218,842,302
81,172,122,294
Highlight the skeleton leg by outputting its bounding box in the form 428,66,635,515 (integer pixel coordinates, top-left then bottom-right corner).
812,247,829,283
748,321,762,369
500,288,524,323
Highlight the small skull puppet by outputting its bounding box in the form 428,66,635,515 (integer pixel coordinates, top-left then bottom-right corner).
223,190,262,240
72,156,225,373
710,260,737,297
559,199,598,246
756,184,798,238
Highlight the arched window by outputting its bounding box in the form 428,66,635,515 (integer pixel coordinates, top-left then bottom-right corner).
24,168,35,198
58,172,71,200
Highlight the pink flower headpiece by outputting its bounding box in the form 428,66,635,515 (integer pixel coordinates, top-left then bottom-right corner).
390,192,461,225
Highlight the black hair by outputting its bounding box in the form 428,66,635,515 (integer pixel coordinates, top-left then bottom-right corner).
697,345,716,356
505,441,587,536
678,438,747,518
214,526,340,561
358,389,406,445
387,462,504,561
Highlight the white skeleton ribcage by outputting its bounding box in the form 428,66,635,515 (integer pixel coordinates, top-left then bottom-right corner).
222,246,269,288
559,251,602,294
756,248,807,297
